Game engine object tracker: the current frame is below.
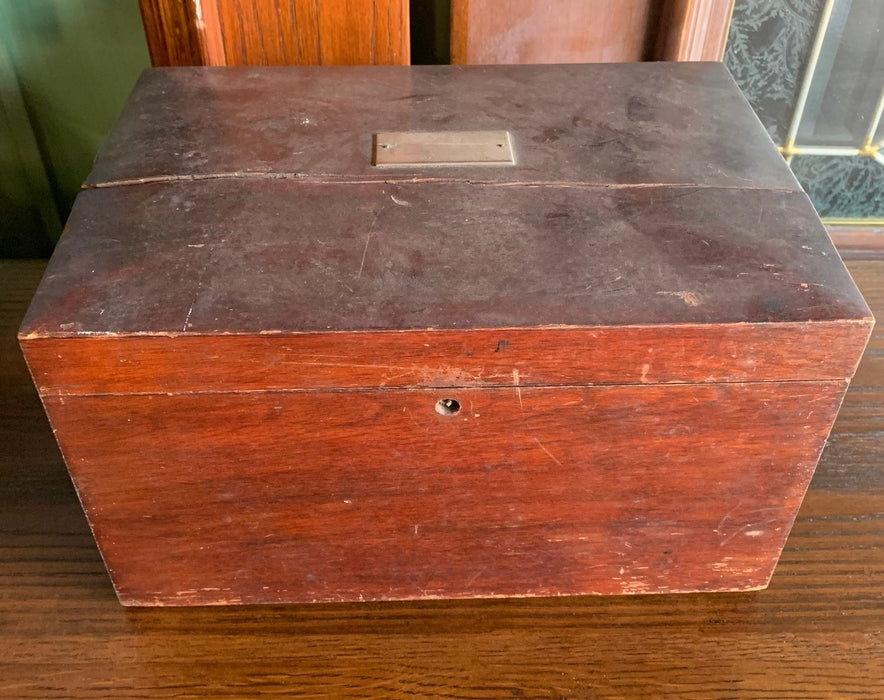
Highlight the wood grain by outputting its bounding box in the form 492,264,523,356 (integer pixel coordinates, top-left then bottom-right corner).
20,322,872,396
43,380,846,605
313,0,408,65
137,0,206,66
654,0,735,61
139,0,408,66
20,182,870,337
19,176,873,400
82,63,801,191
450,0,656,64
828,225,884,260
2,258,884,695
14,63,873,609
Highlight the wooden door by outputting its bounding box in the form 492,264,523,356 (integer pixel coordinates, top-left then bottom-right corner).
451,0,735,64
138,0,409,66
138,0,732,68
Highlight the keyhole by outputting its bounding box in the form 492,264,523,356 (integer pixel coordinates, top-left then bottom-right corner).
435,398,461,416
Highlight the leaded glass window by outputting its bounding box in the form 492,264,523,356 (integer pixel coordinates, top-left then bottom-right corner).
726,0,884,224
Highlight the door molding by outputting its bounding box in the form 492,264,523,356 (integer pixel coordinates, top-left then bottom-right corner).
138,0,409,66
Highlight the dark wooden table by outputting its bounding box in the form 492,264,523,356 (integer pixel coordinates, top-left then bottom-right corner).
2,258,882,699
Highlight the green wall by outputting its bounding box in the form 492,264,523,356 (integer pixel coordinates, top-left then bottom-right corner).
0,0,150,257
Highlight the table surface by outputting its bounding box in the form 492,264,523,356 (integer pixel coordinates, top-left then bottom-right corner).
2,257,882,699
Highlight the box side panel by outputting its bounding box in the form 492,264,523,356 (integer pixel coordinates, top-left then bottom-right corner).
42,381,846,606
20,322,872,396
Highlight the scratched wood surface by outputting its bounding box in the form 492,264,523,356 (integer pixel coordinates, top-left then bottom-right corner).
19,182,870,336
85,63,797,189
17,63,873,607
18,322,870,396
2,258,883,695
45,380,844,605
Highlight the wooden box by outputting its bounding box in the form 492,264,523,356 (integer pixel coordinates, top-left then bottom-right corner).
19,64,873,606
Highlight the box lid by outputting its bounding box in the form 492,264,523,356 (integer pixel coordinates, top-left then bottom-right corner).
82,63,798,189
19,64,873,395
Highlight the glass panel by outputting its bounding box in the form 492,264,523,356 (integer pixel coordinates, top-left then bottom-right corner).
726,0,884,221
873,82,884,146
725,0,827,143
791,155,884,218
795,0,884,147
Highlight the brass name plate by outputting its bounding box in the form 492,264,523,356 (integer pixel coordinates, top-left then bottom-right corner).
372,131,514,167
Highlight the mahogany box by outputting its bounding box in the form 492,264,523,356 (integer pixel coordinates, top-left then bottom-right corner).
19,63,873,606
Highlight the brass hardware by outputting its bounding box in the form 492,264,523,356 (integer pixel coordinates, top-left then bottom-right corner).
373,131,514,167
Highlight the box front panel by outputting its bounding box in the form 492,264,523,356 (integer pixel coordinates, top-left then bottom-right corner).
43,381,846,605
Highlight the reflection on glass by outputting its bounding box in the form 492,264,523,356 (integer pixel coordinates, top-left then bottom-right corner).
795,0,884,148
